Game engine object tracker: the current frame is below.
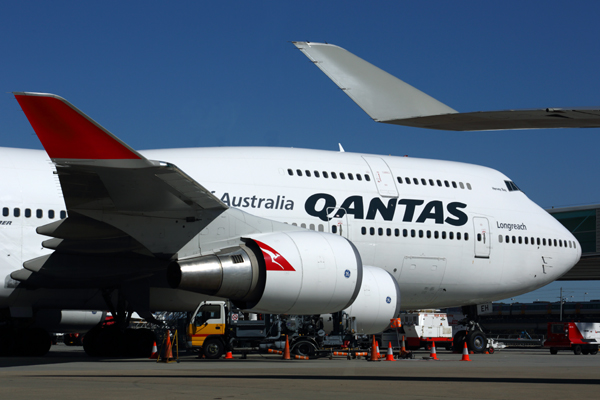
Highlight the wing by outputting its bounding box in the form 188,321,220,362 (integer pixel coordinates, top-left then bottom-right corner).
12,92,227,286
293,42,600,131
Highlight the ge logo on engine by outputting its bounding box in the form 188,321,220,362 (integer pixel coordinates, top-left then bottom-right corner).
386,296,391,304
344,269,351,278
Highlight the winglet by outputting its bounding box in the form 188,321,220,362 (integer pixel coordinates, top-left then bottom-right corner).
292,42,457,122
14,92,142,160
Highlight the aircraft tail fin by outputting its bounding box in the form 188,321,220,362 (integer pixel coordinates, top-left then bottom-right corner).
293,42,600,131
13,92,143,160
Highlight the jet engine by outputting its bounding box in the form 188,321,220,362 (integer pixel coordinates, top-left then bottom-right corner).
342,265,401,333
167,231,362,315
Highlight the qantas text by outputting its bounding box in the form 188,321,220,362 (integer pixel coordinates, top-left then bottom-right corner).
305,193,468,226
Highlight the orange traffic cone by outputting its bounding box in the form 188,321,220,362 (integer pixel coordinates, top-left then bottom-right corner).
385,342,395,361
149,341,158,359
429,341,438,360
159,331,173,362
369,335,379,361
461,341,471,361
401,335,407,353
376,340,381,358
225,350,234,359
283,335,291,360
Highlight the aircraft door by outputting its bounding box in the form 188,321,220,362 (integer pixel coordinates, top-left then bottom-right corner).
473,217,490,258
362,156,399,198
327,207,349,239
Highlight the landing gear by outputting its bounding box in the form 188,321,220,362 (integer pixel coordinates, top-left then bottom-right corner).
0,325,52,357
452,305,489,354
82,289,156,358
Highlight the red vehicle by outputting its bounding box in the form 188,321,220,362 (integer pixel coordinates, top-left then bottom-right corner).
544,322,600,355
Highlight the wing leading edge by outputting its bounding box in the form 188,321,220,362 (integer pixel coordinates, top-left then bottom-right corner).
293,42,600,131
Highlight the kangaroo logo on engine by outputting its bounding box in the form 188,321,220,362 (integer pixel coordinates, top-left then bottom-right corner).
305,193,468,226
255,240,296,272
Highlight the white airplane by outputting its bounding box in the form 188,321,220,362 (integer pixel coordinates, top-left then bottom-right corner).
1,42,596,357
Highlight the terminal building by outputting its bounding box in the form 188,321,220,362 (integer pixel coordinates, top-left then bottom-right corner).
548,204,600,280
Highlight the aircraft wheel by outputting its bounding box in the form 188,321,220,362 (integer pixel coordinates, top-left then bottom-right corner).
83,325,102,357
452,330,467,353
467,330,488,354
17,328,51,356
0,327,16,356
95,325,124,357
124,328,156,358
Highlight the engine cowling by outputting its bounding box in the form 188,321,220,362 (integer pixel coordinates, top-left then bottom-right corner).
167,231,363,315
33,310,107,333
324,265,401,334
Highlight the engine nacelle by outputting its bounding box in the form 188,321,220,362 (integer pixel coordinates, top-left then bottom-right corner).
167,231,363,315
324,265,401,334
33,310,106,333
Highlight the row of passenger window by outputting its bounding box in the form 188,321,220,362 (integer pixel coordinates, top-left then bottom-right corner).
2,207,66,219
288,169,371,182
288,222,326,232
397,176,472,190
499,235,576,249
361,226,470,241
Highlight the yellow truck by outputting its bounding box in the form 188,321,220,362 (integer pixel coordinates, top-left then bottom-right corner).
187,301,367,359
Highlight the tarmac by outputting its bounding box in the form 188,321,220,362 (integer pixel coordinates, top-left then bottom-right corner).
1,344,599,399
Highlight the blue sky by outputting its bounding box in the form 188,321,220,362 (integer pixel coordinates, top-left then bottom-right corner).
1,1,599,303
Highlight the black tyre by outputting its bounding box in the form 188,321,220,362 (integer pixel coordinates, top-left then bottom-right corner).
452,330,467,353
573,345,582,355
582,349,590,355
203,338,225,359
123,329,156,358
550,348,558,355
292,339,317,357
0,327,16,357
466,330,488,354
83,325,103,357
17,328,52,357
590,345,599,355
95,326,124,357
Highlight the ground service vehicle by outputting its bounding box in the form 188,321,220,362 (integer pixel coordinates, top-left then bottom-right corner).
187,301,368,359
545,322,600,355
400,311,453,350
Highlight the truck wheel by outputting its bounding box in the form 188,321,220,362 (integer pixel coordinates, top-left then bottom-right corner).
292,339,317,357
590,345,599,355
467,330,488,354
550,348,558,355
452,330,467,353
203,338,225,359
582,349,590,355
573,345,582,355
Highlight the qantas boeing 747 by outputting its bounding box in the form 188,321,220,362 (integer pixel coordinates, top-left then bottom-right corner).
0,42,596,356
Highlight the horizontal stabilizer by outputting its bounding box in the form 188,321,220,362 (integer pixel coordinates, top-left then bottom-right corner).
293,42,600,131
